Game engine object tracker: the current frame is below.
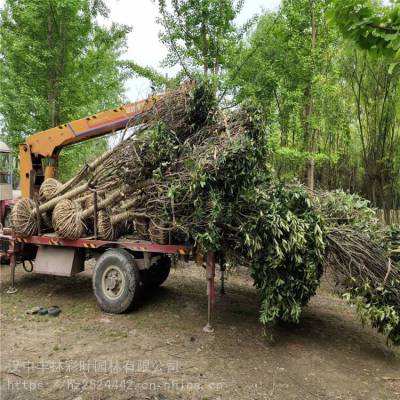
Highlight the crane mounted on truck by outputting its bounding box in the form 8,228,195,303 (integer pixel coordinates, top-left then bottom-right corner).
0,88,219,333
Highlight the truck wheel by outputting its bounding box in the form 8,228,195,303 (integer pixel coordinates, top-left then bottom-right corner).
93,249,140,314
140,256,171,289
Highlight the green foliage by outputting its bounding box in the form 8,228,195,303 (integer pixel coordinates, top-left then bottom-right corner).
0,0,130,151
123,61,175,89
157,0,244,76
192,149,325,325
246,185,325,324
228,0,400,208
389,225,400,263
272,147,339,181
189,174,325,325
315,189,379,232
316,189,400,345
341,48,400,208
228,0,352,190
330,0,400,62
154,86,325,324
350,280,400,345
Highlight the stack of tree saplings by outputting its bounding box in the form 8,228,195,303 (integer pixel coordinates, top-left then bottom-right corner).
10,81,400,345
313,190,400,345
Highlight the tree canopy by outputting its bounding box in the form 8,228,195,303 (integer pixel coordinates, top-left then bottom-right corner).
330,0,400,61
156,0,246,76
226,0,400,210
0,0,130,150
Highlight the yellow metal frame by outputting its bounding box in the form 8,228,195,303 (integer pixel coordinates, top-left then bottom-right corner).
19,95,159,198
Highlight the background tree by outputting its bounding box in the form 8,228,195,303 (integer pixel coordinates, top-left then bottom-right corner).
227,0,400,212
229,0,342,190
156,0,246,77
0,0,130,179
343,48,400,209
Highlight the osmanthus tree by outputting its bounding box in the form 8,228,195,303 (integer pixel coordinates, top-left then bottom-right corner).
156,0,247,77
0,0,130,179
330,0,400,62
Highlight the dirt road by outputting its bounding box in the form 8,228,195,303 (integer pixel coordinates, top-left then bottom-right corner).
1,261,399,399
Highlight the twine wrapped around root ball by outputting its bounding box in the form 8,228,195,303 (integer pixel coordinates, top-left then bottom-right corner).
98,198,140,240
134,217,150,240
11,182,90,236
98,210,134,240
39,178,63,202
52,199,85,239
52,190,125,239
10,198,38,237
148,220,169,244
98,210,117,240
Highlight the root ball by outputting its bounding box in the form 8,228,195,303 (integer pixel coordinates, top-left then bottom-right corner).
52,199,85,240
98,210,117,240
39,178,62,201
11,198,37,236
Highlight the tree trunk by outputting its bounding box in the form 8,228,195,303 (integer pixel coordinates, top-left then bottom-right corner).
48,11,57,127
47,5,64,127
306,159,315,190
305,0,317,190
201,18,208,76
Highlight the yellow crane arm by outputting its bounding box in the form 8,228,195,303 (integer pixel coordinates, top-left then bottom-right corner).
19,94,159,198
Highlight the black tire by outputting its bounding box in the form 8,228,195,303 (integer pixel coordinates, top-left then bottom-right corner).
140,256,171,289
93,249,140,314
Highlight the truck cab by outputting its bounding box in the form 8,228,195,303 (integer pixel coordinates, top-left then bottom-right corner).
0,141,15,260
0,141,20,228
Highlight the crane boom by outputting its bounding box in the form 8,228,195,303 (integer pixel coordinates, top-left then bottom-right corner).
19,94,159,198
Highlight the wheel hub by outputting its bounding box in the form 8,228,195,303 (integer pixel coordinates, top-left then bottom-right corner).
102,266,125,299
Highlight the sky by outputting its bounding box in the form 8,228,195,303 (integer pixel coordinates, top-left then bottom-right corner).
102,0,281,101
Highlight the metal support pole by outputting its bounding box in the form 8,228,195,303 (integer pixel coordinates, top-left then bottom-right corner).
220,260,226,296
34,195,41,236
7,237,17,294
203,251,215,333
90,188,98,239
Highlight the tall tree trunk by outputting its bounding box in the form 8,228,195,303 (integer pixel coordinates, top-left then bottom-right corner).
201,18,208,76
48,11,57,127
274,89,289,146
47,5,64,127
55,18,67,125
306,0,317,190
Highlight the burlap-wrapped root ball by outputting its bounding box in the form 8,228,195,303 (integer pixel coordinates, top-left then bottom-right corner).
52,199,86,240
98,206,137,241
98,210,118,240
52,190,124,240
39,178,62,202
11,198,37,236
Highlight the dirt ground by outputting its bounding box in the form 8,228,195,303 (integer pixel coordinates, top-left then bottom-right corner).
0,260,399,400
